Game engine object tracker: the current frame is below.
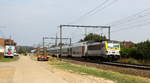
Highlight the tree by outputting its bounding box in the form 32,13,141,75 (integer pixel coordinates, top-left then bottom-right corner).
136,40,150,60
17,46,34,54
17,47,26,54
120,40,150,61
120,46,140,59
57,43,65,46
80,33,108,42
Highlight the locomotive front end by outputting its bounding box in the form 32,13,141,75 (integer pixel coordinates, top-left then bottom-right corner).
105,41,121,61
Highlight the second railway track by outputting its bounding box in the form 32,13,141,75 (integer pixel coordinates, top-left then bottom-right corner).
101,62,150,70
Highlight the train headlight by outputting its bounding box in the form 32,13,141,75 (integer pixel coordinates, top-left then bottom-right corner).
106,51,108,53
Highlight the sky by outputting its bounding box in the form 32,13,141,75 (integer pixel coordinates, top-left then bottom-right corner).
0,0,150,46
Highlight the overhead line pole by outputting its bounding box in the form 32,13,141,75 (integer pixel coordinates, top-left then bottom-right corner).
108,26,111,40
43,37,45,56
44,36,72,58
60,26,62,58
55,33,58,46
43,37,72,46
59,24,111,57
60,24,111,39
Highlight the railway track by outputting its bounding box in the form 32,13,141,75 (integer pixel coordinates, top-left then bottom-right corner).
101,62,150,70
59,57,150,78
60,57,150,70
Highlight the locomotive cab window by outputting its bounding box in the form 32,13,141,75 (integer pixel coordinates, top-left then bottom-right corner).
113,44,120,48
107,43,120,49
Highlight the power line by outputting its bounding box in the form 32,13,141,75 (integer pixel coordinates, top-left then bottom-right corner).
103,8,150,33
89,0,118,17
114,17,150,27
110,17,150,33
111,14,150,28
110,14,150,30
68,0,110,24
111,21,150,33
109,8,150,27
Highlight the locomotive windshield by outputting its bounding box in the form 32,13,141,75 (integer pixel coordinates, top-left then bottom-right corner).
107,43,120,48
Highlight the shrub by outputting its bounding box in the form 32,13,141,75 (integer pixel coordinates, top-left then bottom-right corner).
120,40,150,62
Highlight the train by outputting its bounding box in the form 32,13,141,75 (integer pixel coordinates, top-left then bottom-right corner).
48,41,121,61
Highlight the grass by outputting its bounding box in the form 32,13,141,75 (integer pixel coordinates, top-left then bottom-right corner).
115,58,150,66
115,58,140,64
0,56,19,62
49,59,150,83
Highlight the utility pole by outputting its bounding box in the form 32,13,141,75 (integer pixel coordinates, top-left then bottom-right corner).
60,25,62,58
108,26,111,40
36,47,40,56
69,38,72,45
43,37,45,56
55,33,58,46
84,28,87,36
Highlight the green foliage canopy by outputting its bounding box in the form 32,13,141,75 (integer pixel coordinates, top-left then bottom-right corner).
17,46,33,54
120,40,150,60
80,33,108,42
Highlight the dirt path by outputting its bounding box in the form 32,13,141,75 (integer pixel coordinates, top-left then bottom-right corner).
0,56,114,83
35,57,114,83
0,60,17,83
12,56,68,83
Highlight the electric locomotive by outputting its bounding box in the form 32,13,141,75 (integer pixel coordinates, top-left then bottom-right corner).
86,41,120,61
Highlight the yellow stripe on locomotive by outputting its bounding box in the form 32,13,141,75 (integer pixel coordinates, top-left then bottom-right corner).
104,41,120,56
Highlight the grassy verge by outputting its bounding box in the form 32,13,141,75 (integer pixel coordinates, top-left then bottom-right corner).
49,59,150,83
0,56,19,62
115,58,150,66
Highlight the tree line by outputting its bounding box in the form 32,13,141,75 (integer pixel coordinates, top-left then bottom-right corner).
121,40,150,61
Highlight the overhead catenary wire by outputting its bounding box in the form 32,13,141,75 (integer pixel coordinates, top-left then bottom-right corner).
110,14,150,31
109,8,150,27
110,17,150,33
103,8,150,33
111,13,150,28
61,0,118,41
111,21,150,33
88,0,118,17
114,16,150,28
68,0,110,24
64,1,150,39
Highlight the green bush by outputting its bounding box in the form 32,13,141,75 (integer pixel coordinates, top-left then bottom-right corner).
136,40,150,60
120,40,150,63
120,47,139,58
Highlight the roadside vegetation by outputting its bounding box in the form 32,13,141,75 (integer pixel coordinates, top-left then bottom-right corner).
48,59,150,83
0,56,19,62
119,40,150,65
17,46,34,55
